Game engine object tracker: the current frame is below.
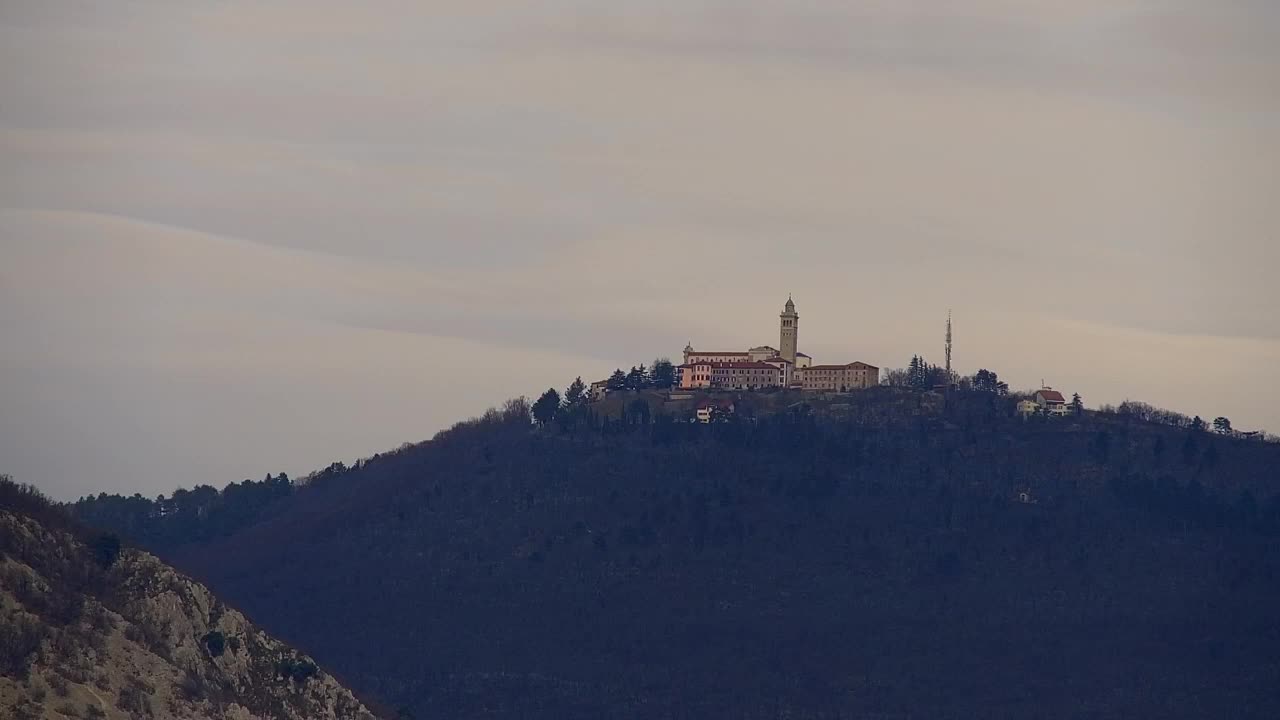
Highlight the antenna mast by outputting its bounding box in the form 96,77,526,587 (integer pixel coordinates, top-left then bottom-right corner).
945,310,953,380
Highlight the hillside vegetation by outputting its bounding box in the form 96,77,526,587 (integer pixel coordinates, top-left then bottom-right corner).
74,389,1280,719
0,479,377,720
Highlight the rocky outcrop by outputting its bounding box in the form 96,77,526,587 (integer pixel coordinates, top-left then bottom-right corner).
0,510,376,720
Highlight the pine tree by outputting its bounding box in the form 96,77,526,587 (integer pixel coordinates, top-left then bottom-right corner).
563,377,587,408
907,356,922,389
532,388,561,425
606,369,627,391
650,358,676,389
626,365,650,390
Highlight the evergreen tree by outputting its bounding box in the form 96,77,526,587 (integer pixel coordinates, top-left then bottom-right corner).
1213,417,1233,435
532,388,561,426
973,369,994,392
625,365,650,390
972,369,1006,394
606,369,628,391
563,377,587,409
1190,416,1206,431
907,356,922,390
650,358,676,390
1071,393,1084,415
907,355,941,390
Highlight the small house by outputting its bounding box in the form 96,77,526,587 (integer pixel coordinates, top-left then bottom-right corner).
1035,388,1070,416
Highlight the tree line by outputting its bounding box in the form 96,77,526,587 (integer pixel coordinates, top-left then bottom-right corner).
605,358,677,392
1097,400,1275,442
882,354,1010,394
533,358,676,426
70,473,296,549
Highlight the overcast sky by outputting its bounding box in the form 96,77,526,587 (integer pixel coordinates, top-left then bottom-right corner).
2,1,1278,500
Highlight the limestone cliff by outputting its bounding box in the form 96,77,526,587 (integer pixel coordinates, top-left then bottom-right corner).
0,509,377,720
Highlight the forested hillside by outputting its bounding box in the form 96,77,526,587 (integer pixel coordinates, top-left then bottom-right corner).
73,389,1280,719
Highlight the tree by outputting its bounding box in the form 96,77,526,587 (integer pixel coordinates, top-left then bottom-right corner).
202,630,226,657
1213,416,1232,435
532,388,561,426
905,355,948,390
90,533,121,569
1071,393,1084,416
651,358,676,390
627,364,651,390
563,377,587,409
881,368,910,387
907,356,923,389
606,369,627,392
972,369,998,393
1191,416,1206,431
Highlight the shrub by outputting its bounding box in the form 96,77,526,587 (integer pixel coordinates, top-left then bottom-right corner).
276,657,319,683
12,700,41,720
0,611,46,678
116,677,151,716
202,630,226,658
293,660,318,682
177,670,206,700
50,672,70,697
89,533,121,569
85,704,106,719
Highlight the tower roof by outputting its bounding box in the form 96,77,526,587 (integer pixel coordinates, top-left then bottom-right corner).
783,295,795,313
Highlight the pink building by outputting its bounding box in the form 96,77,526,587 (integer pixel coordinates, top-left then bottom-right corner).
678,361,714,389
679,361,785,390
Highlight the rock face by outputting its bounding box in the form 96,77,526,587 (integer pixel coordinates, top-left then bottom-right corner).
0,510,377,720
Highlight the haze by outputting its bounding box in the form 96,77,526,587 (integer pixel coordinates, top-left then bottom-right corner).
2,1,1278,500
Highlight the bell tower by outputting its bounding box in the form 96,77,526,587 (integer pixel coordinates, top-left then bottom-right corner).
779,295,798,363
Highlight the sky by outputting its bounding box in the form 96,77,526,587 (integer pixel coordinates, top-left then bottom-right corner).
2,1,1278,500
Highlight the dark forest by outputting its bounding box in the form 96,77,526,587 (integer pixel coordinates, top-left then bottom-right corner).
72,388,1280,719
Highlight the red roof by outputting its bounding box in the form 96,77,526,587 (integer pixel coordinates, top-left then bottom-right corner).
686,351,749,356
804,362,879,370
1036,389,1066,403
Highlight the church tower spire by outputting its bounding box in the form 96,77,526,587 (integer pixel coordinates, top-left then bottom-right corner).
779,295,799,363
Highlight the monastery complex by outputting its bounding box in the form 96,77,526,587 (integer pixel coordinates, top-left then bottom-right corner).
678,297,879,392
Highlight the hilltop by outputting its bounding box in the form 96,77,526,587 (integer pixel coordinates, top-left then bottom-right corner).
0,479,378,720
72,389,1280,719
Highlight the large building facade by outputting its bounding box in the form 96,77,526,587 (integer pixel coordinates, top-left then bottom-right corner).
678,297,875,391
799,362,879,391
